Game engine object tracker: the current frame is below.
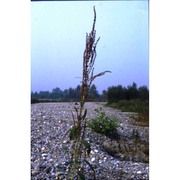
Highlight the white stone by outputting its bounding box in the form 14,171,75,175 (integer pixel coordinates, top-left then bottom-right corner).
91,151,95,155
42,153,48,157
49,159,53,162
94,149,98,153
91,157,95,162
137,171,142,174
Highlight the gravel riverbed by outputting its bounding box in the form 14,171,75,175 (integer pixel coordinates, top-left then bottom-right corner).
31,102,149,179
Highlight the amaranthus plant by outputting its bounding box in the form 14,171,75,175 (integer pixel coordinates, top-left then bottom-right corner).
65,6,111,179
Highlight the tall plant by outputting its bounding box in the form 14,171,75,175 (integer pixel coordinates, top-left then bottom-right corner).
64,6,111,179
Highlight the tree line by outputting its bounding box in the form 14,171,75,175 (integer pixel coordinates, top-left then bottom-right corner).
107,82,149,103
31,84,100,102
31,82,149,103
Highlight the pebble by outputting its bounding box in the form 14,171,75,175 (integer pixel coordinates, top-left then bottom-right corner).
31,102,149,179
91,157,95,162
32,166,40,176
42,153,48,157
137,170,142,174
31,170,39,176
94,149,98,153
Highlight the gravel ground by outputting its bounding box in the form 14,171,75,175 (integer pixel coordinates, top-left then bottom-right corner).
31,102,149,179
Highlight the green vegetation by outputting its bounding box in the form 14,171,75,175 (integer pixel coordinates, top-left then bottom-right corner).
106,82,149,127
88,109,119,138
107,82,149,103
31,83,148,104
31,98,40,104
107,100,149,126
31,84,100,102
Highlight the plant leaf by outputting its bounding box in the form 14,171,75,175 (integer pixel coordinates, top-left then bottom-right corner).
78,171,85,180
83,140,91,155
69,127,78,140
82,109,87,120
61,128,71,142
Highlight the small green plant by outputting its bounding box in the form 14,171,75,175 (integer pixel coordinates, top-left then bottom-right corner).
88,109,118,138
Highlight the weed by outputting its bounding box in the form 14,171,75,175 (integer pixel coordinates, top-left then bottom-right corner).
63,6,111,180
88,109,119,138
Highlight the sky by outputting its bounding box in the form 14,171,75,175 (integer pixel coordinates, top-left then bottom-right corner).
31,1,149,93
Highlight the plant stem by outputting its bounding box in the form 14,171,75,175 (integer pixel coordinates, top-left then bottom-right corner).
67,6,110,179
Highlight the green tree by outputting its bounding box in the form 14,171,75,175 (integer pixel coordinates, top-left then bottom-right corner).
68,87,75,99
107,86,122,103
101,90,107,101
126,82,138,100
89,84,99,100
31,91,39,99
51,87,63,99
39,91,50,99
138,86,149,100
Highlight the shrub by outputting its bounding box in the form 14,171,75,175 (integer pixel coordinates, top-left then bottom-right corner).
88,109,119,137
107,100,149,126
31,98,39,104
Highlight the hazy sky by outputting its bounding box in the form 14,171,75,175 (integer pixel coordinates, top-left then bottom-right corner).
31,1,149,93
